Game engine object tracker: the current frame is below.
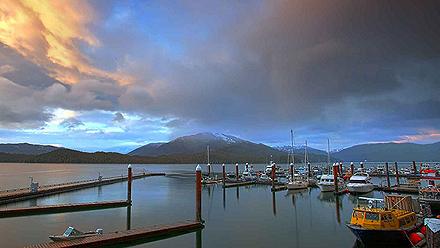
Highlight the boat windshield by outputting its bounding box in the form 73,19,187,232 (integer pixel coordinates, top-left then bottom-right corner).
63,227,83,237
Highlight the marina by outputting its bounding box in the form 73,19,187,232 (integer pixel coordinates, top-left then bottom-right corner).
0,162,439,247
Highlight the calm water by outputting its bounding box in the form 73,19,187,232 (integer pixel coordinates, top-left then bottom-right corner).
0,163,407,248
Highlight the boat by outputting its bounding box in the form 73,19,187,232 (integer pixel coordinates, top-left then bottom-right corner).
318,174,344,192
346,172,374,194
347,195,424,247
287,176,309,190
419,184,440,216
49,226,103,242
242,165,257,181
258,173,270,182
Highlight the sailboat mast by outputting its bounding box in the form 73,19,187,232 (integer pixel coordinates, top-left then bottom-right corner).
304,140,308,165
207,145,210,164
327,138,330,173
291,130,294,165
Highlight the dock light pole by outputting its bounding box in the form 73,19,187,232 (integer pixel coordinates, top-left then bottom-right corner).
196,165,202,222
127,164,133,204
222,164,226,187
235,163,239,181
394,162,400,186
350,162,354,175
385,162,390,188
333,163,339,193
412,161,417,174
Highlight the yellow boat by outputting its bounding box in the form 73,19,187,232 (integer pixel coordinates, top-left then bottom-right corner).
347,195,423,247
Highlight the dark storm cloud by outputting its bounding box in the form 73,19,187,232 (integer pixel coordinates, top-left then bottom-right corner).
1,0,440,148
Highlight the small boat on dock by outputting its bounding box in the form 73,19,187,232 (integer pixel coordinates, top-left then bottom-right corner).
346,172,374,194
287,174,309,190
347,195,424,248
49,226,103,242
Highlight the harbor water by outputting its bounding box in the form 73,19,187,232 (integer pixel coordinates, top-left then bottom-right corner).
0,163,409,247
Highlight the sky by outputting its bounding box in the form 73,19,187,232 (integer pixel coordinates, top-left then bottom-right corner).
0,0,440,153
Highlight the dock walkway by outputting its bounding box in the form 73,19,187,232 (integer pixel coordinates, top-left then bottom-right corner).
0,173,165,205
26,220,203,248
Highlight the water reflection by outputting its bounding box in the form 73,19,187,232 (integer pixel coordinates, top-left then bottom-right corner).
126,205,132,230
196,229,202,248
222,188,226,210
272,192,277,216
236,187,239,200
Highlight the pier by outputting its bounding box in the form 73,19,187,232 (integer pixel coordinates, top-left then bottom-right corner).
0,200,129,218
0,172,165,205
25,220,203,248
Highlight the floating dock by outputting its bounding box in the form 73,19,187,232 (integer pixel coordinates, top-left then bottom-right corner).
26,220,203,248
374,185,419,194
0,173,165,205
0,200,129,218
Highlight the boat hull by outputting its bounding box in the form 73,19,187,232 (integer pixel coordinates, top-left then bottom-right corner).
287,182,308,190
347,184,374,194
347,224,419,248
318,183,336,192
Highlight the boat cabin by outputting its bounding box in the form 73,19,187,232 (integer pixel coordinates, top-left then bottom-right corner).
350,208,417,230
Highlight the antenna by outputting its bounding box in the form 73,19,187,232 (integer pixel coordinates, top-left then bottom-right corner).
290,130,294,165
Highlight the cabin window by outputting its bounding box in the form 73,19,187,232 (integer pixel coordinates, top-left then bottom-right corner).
365,212,379,221
353,211,364,219
349,180,367,184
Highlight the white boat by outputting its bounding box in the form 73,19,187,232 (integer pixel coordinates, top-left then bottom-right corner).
318,174,344,192
49,227,103,242
242,171,257,181
259,173,270,181
287,176,309,190
346,172,374,194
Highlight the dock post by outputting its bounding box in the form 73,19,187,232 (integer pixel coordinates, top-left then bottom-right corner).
245,163,249,171
196,165,202,222
350,162,354,175
412,161,417,174
207,163,211,178
271,163,276,189
290,163,294,179
394,162,400,186
420,162,423,173
335,162,340,175
307,162,311,178
222,164,226,187
385,162,390,188
339,162,343,175
333,164,339,193
360,162,364,170
235,163,239,181
127,164,132,204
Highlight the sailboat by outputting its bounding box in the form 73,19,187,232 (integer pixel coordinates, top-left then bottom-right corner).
318,139,344,192
287,131,309,190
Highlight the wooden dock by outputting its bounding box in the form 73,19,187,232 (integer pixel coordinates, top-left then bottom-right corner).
223,181,255,188
271,185,287,192
0,173,165,205
26,220,204,248
0,200,129,218
374,185,419,194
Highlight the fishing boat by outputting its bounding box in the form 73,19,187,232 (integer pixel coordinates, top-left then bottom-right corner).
419,184,440,216
318,174,344,192
346,172,374,194
49,226,103,242
347,195,424,247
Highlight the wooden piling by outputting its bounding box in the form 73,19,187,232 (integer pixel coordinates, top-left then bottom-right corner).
350,162,354,175
339,162,343,175
207,163,211,178
307,162,311,178
290,163,294,179
394,162,400,186
360,162,364,170
127,164,132,204
195,165,202,222
385,162,390,188
235,163,239,181
412,161,417,174
271,163,276,189
222,164,226,186
333,164,339,193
